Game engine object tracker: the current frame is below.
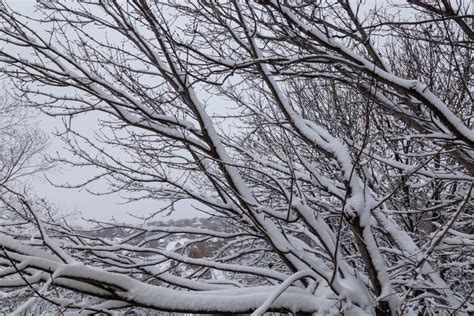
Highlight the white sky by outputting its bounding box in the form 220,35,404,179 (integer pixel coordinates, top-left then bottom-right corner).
2,0,412,226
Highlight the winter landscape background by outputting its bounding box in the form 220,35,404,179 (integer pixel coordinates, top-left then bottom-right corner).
0,0,472,315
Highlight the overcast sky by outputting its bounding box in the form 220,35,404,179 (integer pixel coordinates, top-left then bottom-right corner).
3,0,400,226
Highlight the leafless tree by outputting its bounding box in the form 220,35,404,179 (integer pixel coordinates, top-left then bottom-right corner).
0,96,46,186
0,93,52,312
0,1,472,315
